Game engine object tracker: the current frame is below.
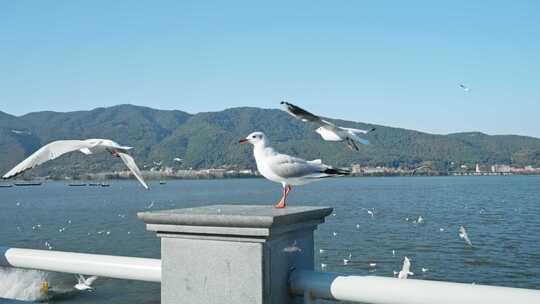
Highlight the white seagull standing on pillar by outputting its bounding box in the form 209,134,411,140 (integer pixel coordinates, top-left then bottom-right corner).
239,132,350,208
281,101,376,151
2,139,149,189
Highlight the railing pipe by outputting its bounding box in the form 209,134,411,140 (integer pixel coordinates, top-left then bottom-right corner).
0,246,161,282
289,270,540,304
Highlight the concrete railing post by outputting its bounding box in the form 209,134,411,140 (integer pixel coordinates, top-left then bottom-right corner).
138,204,332,304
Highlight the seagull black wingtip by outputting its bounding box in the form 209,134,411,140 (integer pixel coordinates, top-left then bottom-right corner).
323,167,351,176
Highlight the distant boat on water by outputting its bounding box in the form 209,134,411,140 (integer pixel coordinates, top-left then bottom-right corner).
14,182,42,186
0,184,13,188
100,183,110,187
159,181,167,185
68,183,87,187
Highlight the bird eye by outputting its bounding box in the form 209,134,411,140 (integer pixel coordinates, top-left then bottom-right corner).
252,135,256,138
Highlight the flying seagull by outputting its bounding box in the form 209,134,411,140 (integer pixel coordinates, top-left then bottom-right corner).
239,132,350,208
397,256,414,279
459,226,473,246
459,84,470,92
411,164,432,176
74,274,98,291
280,101,375,151
2,139,149,189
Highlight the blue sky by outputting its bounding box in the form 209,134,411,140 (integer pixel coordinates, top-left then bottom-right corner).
1,1,539,137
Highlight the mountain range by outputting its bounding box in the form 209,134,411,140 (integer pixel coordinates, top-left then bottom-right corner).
1,104,540,178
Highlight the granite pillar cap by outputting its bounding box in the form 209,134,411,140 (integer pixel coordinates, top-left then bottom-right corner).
137,204,333,229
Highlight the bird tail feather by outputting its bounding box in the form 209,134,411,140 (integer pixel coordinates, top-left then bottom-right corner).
322,167,351,176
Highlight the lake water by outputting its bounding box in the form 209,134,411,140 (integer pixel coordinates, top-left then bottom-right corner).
1,176,539,302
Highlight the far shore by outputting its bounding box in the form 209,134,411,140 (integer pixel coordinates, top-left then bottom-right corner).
2,171,539,184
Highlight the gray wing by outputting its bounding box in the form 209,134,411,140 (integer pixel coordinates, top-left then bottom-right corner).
347,132,370,145
118,152,149,189
267,154,326,179
76,274,85,284
85,276,98,286
344,127,376,135
281,101,337,127
3,140,94,179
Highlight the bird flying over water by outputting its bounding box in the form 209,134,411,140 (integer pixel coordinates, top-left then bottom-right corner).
74,274,98,291
411,164,432,176
239,131,350,208
398,256,414,279
280,101,375,151
2,139,148,189
459,226,473,246
459,84,470,92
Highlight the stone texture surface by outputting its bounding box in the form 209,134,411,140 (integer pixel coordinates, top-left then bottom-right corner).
140,205,332,304
162,237,264,304
137,204,333,228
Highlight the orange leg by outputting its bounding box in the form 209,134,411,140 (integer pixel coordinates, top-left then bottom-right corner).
275,185,292,208
108,149,120,157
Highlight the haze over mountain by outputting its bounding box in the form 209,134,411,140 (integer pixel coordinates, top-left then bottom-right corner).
1,105,539,178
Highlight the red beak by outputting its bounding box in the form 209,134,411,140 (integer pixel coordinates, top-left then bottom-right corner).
238,138,248,144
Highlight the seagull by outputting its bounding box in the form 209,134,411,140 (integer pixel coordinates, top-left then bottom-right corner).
2,139,148,189
459,226,473,246
280,101,375,151
239,132,350,208
411,164,431,176
421,267,429,273
459,84,470,92
173,157,183,163
44,241,52,250
417,216,424,224
343,253,352,265
282,240,302,253
74,274,98,291
398,256,414,279
11,129,31,135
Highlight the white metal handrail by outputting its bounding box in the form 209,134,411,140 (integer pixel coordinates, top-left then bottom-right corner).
289,270,540,304
0,246,161,282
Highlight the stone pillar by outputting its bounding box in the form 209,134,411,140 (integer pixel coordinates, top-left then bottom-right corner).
138,204,332,304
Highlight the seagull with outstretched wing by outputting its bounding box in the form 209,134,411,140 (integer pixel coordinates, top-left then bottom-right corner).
459,226,473,246
2,139,149,189
280,101,375,151
74,274,98,291
397,256,414,279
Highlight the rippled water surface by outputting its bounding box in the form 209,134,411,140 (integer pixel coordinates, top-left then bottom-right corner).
1,176,539,302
